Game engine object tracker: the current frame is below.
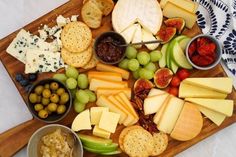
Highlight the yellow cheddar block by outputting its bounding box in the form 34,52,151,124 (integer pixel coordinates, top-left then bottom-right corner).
170,102,203,141
197,105,226,126
179,83,227,99
153,95,170,125
88,71,122,82
89,78,128,91
96,63,130,80
157,96,184,134
93,125,111,139
183,77,233,94
97,87,132,100
99,111,120,133
96,95,127,124
160,0,195,13
163,2,197,28
90,107,109,125
185,98,234,117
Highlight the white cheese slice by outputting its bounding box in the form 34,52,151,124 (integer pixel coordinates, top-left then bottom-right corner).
120,24,138,43
112,0,162,34
142,28,160,50
131,24,142,48
56,15,67,27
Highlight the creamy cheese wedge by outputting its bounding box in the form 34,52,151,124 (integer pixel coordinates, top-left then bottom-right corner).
120,24,138,44
142,28,160,50
131,24,142,48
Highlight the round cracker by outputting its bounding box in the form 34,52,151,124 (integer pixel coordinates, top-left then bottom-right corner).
82,52,99,69
61,46,92,68
61,21,92,53
119,125,143,151
151,132,168,156
123,128,154,157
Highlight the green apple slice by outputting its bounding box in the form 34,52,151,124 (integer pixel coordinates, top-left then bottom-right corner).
100,149,122,155
170,60,179,73
84,142,118,151
159,43,169,68
171,40,193,69
175,35,188,42
78,134,112,148
83,145,118,154
179,37,191,50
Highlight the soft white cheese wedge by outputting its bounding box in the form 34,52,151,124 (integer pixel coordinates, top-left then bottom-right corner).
142,28,160,50
120,24,138,44
131,24,142,48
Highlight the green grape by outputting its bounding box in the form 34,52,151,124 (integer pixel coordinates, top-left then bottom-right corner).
137,51,150,65
132,68,140,79
118,59,129,70
84,89,96,102
150,50,162,62
65,66,79,79
66,78,77,89
139,68,154,80
125,46,138,59
74,99,86,113
144,62,157,72
128,59,140,71
76,90,89,104
70,88,77,99
77,74,89,89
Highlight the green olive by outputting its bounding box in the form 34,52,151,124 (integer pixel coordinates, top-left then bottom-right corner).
34,104,43,112
56,88,65,96
57,105,66,114
60,93,69,104
37,96,42,103
34,85,44,95
42,89,51,98
47,103,58,112
50,82,59,91
44,84,50,89
38,110,48,119
44,107,52,115
50,94,59,103
29,93,38,103
42,98,50,106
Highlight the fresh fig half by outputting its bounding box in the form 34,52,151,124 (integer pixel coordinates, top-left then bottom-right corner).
134,78,154,94
156,27,176,44
154,68,173,89
164,18,186,34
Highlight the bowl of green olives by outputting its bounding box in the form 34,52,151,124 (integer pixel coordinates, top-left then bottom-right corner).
27,78,72,123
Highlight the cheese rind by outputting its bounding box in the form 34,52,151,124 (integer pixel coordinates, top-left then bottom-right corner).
183,77,233,94
179,83,228,99
99,111,120,133
185,98,234,117
93,125,111,139
90,107,109,125
71,109,91,131
157,96,184,134
197,106,226,126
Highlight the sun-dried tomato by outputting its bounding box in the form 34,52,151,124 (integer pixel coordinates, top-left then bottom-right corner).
191,54,215,66
188,41,197,57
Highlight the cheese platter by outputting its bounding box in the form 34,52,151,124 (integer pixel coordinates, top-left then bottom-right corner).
0,0,235,157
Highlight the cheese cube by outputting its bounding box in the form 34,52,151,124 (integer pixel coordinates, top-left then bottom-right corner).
99,111,120,133
93,125,111,139
90,107,109,125
56,15,67,27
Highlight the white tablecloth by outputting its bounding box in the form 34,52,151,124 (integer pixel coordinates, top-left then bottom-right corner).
0,0,235,157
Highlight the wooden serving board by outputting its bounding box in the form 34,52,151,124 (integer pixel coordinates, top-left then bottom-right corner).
0,0,235,157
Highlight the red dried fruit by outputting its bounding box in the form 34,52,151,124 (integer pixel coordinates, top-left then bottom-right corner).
156,27,176,44
168,87,179,96
134,79,154,95
164,18,185,34
170,76,181,87
177,69,190,80
188,41,197,58
154,68,173,89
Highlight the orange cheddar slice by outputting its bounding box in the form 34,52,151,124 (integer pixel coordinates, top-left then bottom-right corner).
89,78,128,91
88,71,122,82
97,87,132,99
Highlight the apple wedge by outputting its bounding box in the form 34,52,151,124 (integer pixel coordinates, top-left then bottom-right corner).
159,43,169,68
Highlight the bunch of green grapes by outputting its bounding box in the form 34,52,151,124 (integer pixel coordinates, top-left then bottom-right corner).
53,66,96,113
119,46,162,80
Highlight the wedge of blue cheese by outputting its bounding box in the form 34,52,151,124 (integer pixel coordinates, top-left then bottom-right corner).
6,29,57,64
25,49,63,74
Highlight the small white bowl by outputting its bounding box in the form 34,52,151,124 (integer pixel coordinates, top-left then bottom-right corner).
185,34,222,70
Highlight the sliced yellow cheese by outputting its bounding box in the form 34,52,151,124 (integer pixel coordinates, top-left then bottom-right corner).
90,107,109,125
163,2,197,29
144,93,169,115
179,82,227,99
148,88,166,97
141,28,160,50
160,0,195,13
88,71,122,82
185,98,234,117
93,125,111,139
89,78,127,91
71,109,91,132
170,102,203,141
96,95,127,124
96,87,131,100
131,24,142,48
183,77,233,94
157,96,184,134
107,95,136,126
120,24,138,43
193,1,199,13
153,95,170,124
96,63,130,80
197,105,226,126
99,111,120,133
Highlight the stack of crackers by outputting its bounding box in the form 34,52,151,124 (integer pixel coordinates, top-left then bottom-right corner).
61,21,98,69
119,125,168,157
